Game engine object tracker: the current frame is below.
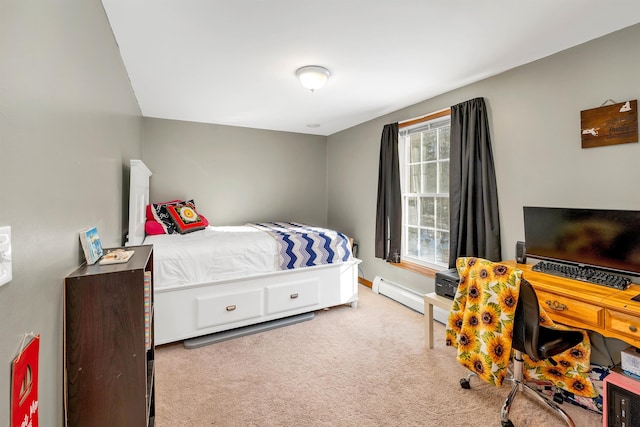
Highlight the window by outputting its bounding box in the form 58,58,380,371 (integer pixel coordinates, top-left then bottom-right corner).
399,112,451,269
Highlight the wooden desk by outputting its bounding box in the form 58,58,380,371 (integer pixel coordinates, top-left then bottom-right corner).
511,262,640,349
424,262,640,349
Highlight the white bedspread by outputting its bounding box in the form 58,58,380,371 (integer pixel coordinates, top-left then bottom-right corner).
143,226,279,289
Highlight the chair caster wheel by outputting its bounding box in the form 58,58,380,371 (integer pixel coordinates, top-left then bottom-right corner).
501,420,514,427
460,378,471,389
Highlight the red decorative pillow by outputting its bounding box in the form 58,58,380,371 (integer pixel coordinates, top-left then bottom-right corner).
145,199,209,234
145,220,166,235
166,204,207,234
150,199,192,234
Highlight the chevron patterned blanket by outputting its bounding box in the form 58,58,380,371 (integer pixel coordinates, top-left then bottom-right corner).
249,222,352,270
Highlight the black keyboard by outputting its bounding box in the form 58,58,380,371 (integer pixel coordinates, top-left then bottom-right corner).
531,261,631,290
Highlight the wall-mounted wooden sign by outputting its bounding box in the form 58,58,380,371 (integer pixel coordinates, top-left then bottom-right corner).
580,99,638,148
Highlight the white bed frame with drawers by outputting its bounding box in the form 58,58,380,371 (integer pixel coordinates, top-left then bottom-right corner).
127,160,360,345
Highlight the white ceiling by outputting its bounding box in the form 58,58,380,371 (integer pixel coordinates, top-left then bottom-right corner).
102,1,640,136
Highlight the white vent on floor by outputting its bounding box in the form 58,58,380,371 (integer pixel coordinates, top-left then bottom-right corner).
372,276,449,324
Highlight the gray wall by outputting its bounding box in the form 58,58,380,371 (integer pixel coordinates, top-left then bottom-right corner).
0,1,142,425
328,23,640,295
2,2,639,424
142,118,329,227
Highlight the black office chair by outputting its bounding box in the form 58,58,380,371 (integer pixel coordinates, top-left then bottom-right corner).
460,278,584,427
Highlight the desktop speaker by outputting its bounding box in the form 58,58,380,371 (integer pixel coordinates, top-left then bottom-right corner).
516,241,526,264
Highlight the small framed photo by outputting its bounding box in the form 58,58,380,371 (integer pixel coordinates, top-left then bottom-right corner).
79,227,103,265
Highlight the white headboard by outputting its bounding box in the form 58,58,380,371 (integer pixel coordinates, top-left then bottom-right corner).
127,159,152,247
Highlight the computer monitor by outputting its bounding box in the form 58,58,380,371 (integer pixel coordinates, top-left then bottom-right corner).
523,206,640,276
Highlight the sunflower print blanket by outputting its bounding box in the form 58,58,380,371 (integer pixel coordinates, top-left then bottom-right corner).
445,257,597,398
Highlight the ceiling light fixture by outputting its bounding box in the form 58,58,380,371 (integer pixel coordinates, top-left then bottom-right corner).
296,65,331,92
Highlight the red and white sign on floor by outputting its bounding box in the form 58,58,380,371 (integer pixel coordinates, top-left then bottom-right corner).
11,334,39,427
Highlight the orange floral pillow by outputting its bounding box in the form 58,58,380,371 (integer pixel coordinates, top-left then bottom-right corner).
166,203,206,234
147,199,208,234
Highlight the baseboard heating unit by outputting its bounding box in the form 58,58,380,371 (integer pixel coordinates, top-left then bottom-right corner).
372,276,449,324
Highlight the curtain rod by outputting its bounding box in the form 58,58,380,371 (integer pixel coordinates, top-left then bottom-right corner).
398,107,451,129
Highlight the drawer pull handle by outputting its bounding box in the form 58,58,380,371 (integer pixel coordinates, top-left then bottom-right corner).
545,300,567,311
290,293,299,299
630,325,638,333
226,305,236,312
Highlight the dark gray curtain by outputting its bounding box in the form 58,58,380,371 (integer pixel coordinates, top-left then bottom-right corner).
375,123,401,262
449,97,501,268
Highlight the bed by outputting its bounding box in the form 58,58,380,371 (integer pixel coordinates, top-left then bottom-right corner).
127,160,360,345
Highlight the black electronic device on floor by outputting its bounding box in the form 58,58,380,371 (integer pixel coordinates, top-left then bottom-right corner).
604,370,640,427
435,268,460,299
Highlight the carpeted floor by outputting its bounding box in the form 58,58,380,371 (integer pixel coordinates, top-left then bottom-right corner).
154,285,602,426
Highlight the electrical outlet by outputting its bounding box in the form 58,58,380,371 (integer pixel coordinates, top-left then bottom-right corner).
0,226,12,287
